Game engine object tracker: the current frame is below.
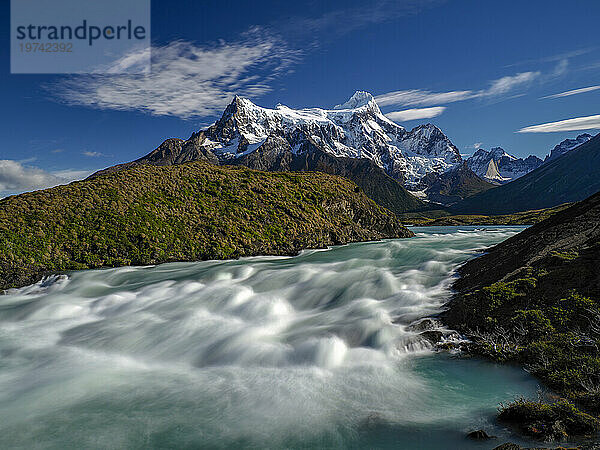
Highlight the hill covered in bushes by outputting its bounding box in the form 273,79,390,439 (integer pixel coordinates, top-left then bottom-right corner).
0,161,413,291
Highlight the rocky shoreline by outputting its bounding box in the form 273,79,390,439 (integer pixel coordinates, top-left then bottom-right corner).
440,191,600,444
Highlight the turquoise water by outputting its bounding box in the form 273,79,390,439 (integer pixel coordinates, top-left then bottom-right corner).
0,226,543,449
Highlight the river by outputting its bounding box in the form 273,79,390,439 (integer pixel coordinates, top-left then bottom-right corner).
0,226,542,449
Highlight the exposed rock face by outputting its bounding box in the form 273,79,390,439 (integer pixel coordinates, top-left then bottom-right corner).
196,91,461,188
466,430,495,440
231,133,426,215
544,133,592,163
466,147,543,184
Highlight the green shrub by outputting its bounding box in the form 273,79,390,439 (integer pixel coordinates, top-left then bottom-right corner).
498,398,600,440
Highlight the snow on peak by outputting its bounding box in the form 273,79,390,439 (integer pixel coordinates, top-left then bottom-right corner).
466,146,542,184
489,147,516,160
334,91,377,110
410,123,444,138
200,92,464,188
545,133,593,162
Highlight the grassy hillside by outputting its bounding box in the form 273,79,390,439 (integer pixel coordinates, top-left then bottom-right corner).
444,191,600,440
0,161,412,291
92,135,428,216
233,135,429,215
452,133,600,215
408,203,571,226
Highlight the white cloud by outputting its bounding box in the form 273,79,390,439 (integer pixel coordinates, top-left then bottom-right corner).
505,48,594,67
0,160,89,197
470,142,483,149
482,71,540,97
376,90,472,107
541,85,600,99
376,71,540,109
52,30,300,120
552,59,569,77
386,106,446,122
517,114,600,133
82,151,106,157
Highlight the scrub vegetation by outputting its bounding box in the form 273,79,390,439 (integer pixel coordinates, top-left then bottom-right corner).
0,161,412,291
444,191,600,441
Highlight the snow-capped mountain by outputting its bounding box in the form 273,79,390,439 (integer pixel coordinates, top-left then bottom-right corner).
91,91,473,211
466,147,543,184
199,91,461,187
544,133,592,163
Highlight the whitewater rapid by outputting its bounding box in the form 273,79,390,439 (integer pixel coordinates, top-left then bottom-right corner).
0,226,541,449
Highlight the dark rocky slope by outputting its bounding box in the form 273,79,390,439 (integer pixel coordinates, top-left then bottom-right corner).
232,133,428,215
0,161,413,291
419,162,496,205
88,134,219,178
451,190,600,295
444,190,600,441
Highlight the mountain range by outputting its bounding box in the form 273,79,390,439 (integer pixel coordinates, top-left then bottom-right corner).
92,92,478,210
544,133,593,163
453,133,600,214
465,147,543,184
91,91,598,215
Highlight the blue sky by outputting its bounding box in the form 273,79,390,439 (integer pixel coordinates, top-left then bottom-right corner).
1,0,600,196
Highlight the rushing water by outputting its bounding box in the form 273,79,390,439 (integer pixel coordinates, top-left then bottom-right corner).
0,226,543,449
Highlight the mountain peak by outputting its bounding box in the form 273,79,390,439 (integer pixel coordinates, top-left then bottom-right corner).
230,95,258,108
334,91,377,110
466,146,541,184
545,133,594,162
413,123,442,133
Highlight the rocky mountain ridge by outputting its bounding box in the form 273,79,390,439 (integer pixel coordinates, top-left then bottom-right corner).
93,91,463,192
453,133,600,214
544,133,592,162
200,91,462,187
466,147,543,184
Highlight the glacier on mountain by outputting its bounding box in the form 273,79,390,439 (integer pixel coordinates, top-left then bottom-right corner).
199,91,462,187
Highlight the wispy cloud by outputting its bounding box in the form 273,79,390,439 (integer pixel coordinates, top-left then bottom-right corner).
470,142,483,149
504,48,596,67
82,151,106,158
517,114,600,133
376,71,540,108
0,160,90,197
279,0,443,45
376,90,472,107
483,71,540,96
541,85,600,99
386,106,446,122
51,28,300,119
552,59,569,77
